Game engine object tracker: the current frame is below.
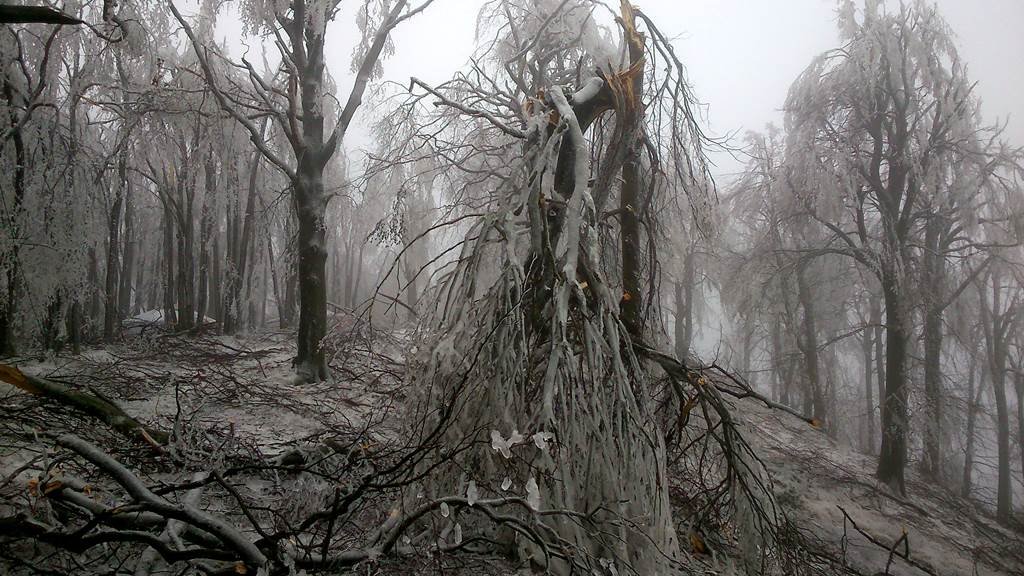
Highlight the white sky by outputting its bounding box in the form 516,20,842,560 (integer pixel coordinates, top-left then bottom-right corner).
212,0,1024,178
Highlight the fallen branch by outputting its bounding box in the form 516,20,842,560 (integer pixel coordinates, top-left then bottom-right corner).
0,364,169,444
836,506,937,576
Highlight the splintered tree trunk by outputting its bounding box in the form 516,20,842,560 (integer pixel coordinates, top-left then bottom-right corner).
877,271,909,494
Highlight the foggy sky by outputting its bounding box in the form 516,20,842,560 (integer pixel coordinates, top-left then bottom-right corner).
211,0,1024,178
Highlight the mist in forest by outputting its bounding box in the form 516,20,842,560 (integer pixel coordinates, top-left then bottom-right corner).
1,1,1023,575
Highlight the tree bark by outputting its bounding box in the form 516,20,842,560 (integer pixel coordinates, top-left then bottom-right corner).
961,356,979,498
103,155,125,342
862,313,875,454
796,262,825,422
118,178,135,319
876,268,909,495
920,216,946,481
161,200,178,328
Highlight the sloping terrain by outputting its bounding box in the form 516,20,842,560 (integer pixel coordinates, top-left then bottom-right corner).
1,331,1022,575
734,397,1024,576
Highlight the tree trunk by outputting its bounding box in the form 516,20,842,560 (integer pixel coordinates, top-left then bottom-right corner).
265,231,285,328
991,360,1012,522
1015,370,1024,493
174,176,195,332
796,263,825,422
674,248,696,360
961,357,979,498
88,246,101,332
871,295,885,430
920,216,946,481
862,314,875,454
1,75,27,356
294,178,328,380
195,157,216,329
162,201,178,328
118,179,135,319
210,232,222,323
67,299,81,355
103,156,125,342
876,270,909,495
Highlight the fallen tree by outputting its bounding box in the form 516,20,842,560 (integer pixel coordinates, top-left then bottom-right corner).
0,363,169,444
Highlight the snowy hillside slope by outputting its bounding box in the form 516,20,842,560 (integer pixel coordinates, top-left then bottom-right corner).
730,397,1024,576
1,333,1022,575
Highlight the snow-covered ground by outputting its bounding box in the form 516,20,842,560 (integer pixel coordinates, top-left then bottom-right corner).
2,332,1022,575
734,397,1024,576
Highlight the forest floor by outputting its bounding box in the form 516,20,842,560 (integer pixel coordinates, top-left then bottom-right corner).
1,324,1022,575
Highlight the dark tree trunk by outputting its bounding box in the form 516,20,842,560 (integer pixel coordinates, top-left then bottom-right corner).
674,248,696,360
66,299,81,355
294,175,328,380
266,231,285,328
862,314,875,454
118,179,135,319
103,155,126,342
920,216,946,481
796,263,825,422
876,269,909,495
88,246,101,331
162,202,178,328
210,232,222,323
961,357,980,498
871,295,885,431
1,75,27,356
174,177,195,332
1015,371,1024,493
991,361,1012,523
350,243,365,310
195,157,216,329
978,273,1013,524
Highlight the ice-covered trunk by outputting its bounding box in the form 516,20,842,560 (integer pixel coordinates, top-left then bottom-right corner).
877,264,909,494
